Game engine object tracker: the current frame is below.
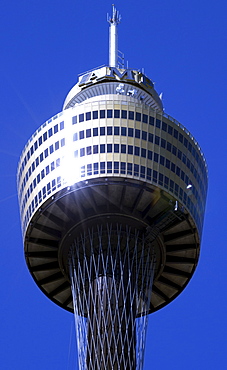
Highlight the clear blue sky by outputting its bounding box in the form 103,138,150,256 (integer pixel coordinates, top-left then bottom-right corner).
0,1,226,369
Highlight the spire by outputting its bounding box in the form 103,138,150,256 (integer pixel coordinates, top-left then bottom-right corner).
107,5,121,67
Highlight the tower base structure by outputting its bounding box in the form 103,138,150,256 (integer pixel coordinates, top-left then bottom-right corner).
70,223,155,369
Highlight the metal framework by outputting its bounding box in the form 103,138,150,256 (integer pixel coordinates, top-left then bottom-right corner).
70,224,155,370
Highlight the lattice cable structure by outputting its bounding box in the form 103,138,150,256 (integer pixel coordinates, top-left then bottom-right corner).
69,225,155,369
17,6,208,370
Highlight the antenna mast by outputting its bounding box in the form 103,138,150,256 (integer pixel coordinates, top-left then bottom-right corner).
107,5,121,67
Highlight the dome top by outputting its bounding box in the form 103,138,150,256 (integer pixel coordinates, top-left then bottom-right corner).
63,66,163,111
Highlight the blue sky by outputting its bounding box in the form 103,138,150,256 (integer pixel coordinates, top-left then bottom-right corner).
0,1,226,369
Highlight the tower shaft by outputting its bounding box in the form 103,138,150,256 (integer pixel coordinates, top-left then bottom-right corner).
70,224,155,370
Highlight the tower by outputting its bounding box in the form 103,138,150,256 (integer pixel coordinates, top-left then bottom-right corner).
17,6,208,370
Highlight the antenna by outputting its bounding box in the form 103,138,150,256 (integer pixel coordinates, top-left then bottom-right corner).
107,5,121,67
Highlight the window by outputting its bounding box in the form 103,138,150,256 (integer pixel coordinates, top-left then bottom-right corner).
172,145,177,156
114,109,120,118
43,132,47,141
142,131,147,140
121,127,126,136
86,146,92,155
41,170,45,179
86,129,91,138
50,144,54,153
149,116,154,125
155,136,160,145
61,138,65,147
74,150,78,158
179,133,183,143
174,129,178,139
36,158,39,167
94,162,98,174
100,110,105,118
162,122,167,131
107,162,112,173
181,170,185,181
100,144,105,153
48,128,53,137
128,128,133,137
135,147,140,156
56,158,60,167
60,121,64,130
34,141,38,150
156,119,161,128
177,150,182,160
100,127,105,135
128,145,133,154
46,166,50,175
153,170,158,182
107,127,112,135
93,111,98,119
87,163,92,175
44,149,48,158
171,163,176,173
135,129,140,138
184,137,188,148
167,142,172,152
121,162,126,174
168,125,173,135
79,131,84,140
114,126,119,135
38,136,42,146
127,163,132,175
136,112,141,121
86,112,91,121
147,168,152,180
40,153,44,162
80,148,85,157
161,138,166,148
93,145,98,154
154,153,159,162
140,166,146,178
72,116,77,125
141,148,146,158
170,180,174,191
176,166,180,176
93,127,98,136
166,159,170,169
73,133,78,141
121,110,127,119
37,174,41,183
148,133,153,143
114,144,119,153
164,176,169,188
107,144,112,153
100,162,105,173
121,144,126,153
134,164,139,176
148,150,153,160
79,114,84,123
30,146,34,156
107,110,112,118
158,173,163,185
114,162,119,173
128,111,134,120
142,114,148,123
